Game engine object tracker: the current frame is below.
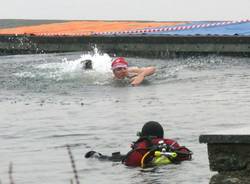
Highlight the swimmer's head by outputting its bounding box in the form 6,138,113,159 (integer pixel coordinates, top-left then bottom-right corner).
140,121,164,138
81,59,93,70
111,57,128,79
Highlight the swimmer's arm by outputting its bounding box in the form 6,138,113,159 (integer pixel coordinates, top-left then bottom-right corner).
128,67,156,86
128,66,156,77
141,66,156,77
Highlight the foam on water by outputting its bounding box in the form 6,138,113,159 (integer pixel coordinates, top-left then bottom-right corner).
36,48,112,74
12,48,114,87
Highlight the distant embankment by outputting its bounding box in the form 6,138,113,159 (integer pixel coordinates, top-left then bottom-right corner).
1,20,250,57
0,19,70,29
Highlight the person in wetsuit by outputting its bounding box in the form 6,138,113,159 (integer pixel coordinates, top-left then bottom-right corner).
85,121,192,168
111,57,156,87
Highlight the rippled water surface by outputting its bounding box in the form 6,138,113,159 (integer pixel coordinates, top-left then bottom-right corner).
1,50,250,184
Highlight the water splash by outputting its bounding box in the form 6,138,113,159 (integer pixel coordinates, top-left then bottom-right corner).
36,48,112,75
13,48,113,81
7,49,115,92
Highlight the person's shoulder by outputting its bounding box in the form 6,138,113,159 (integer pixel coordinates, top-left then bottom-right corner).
126,67,139,78
129,66,156,72
128,67,146,74
128,67,139,72
163,138,179,145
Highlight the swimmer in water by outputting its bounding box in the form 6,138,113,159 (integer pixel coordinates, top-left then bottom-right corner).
111,57,156,86
81,59,93,70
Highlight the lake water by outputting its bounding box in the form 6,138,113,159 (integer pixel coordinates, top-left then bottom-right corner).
1,49,250,184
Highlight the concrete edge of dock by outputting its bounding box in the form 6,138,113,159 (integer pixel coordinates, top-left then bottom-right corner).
1,34,250,57
200,133,250,184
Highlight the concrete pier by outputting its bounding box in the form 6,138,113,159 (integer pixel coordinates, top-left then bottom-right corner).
1,34,250,57
200,128,250,184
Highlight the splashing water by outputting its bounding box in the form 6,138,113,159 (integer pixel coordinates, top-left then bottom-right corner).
9,49,114,91
13,48,113,82
36,48,112,74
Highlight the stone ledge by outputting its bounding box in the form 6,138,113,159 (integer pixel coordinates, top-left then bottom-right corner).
210,170,250,184
199,135,250,144
200,131,250,184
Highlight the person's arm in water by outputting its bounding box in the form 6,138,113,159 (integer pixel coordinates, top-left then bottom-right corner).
85,151,126,162
128,66,156,86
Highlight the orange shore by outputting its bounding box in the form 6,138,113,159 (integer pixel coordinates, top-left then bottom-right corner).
0,21,186,36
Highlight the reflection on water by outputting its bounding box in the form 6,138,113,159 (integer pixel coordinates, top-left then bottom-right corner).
0,50,250,184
